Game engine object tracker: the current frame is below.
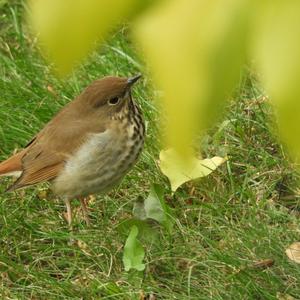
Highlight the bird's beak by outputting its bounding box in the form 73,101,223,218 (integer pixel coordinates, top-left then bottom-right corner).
127,74,142,87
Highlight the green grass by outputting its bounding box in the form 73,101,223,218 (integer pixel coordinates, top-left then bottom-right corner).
0,1,300,299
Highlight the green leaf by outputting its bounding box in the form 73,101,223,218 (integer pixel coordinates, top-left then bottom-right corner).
117,218,158,243
133,184,174,232
144,185,166,223
132,197,147,221
122,225,145,272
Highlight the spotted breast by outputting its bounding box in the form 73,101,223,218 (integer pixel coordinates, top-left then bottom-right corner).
52,98,145,199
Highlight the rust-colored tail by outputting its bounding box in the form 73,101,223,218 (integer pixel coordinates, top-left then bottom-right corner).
0,151,23,176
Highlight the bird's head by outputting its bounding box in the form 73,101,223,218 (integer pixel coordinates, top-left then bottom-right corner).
82,75,141,116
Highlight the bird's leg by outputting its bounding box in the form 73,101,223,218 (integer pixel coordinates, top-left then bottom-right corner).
80,197,90,226
64,199,76,245
64,199,73,229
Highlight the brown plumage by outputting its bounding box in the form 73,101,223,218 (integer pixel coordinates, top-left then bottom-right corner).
0,75,145,225
0,150,24,176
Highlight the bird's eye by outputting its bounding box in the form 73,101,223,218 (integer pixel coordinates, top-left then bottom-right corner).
108,97,120,105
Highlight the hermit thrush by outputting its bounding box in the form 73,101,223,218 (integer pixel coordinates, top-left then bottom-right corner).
0,75,145,225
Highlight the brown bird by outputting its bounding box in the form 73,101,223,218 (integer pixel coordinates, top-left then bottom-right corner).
0,75,145,226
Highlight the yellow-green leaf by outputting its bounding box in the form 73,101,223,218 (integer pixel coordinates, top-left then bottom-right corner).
27,0,140,75
159,148,226,192
253,1,300,161
134,0,250,157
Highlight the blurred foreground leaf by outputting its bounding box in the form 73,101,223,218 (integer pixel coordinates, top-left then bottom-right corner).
27,0,300,166
122,225,145,272
28,0,141,74
159,148,225,192
254,1,300,162
135,0,249,156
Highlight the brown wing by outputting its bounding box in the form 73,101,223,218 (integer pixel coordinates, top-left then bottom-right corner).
7,99,106,191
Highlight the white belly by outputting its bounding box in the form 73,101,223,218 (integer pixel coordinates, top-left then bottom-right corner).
52,127,143,199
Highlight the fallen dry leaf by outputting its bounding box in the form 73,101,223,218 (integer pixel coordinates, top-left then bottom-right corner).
47,85,57,96
252,259,274,269
159,148,226,192
286,242,300,264
277,292,296,300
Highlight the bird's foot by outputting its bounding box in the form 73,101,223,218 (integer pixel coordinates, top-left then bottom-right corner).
80,197,91,226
